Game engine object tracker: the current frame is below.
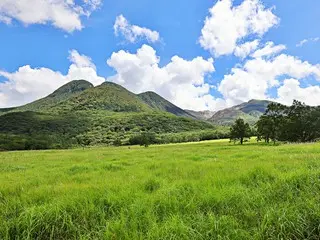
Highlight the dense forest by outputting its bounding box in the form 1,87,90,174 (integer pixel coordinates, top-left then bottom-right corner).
0,110,229,151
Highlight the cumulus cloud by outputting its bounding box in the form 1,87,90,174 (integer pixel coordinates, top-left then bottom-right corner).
296,37,320,47
276,79,320,106
68,49,96,70
199,0,279,57
107,44,225,111
234,39,260,59
114,15,160,43
251,41,286,58
0,0,102,32
219,53,320,106
0,50,105,107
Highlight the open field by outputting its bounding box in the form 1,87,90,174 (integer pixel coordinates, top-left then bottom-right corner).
1,140,320,239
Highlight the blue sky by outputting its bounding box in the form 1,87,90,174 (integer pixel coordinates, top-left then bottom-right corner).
0,0,319,110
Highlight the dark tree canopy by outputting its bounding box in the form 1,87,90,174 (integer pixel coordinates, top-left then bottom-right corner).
256,102,286,143
256,100,320,143
230,118,251,144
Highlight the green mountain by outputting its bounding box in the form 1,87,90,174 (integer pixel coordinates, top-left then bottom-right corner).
137,91,196,118
12,80,94,112
0,107,16,114
209,99,272,125
0,80,224,150
53,82,152,112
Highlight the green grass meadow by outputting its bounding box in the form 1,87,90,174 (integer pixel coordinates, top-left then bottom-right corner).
1,140,320,239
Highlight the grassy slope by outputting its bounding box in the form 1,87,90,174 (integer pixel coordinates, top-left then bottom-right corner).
1,141,320,239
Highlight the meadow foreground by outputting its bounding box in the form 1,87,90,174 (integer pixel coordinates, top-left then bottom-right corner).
1,140,320,239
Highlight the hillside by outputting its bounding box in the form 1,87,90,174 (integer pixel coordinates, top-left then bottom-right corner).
0,80,224,150
209,99,272,125
0,107,16,114
137,91,196,118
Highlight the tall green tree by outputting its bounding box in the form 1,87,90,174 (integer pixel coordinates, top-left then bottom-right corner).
256,102,286,144
256,115,273,143
286,100,314,142
230,118,251,144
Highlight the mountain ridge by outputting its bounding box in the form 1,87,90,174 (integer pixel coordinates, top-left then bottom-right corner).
209,99,273,125
0,80,222,150
137,91,196,118
0,80,274,124
184,110,215,120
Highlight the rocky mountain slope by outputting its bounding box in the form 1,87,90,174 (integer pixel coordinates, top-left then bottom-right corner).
209,99,272,125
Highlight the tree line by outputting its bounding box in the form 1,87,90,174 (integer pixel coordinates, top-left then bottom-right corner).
230,100,320,144
256,100,320,143
1,100,319,150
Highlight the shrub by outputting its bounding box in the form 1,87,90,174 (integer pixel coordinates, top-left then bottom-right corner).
129,132,157,147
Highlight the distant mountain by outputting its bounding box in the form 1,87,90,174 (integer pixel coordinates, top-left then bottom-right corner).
185,110,215,120
137,91,196,118
209,99,272,125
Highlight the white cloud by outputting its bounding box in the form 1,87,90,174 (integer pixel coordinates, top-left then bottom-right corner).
107,44,225,111
296,37,320,47
0,0,102,32
114,15,160,43
276,79,320,106
219,54,320,106
199,0,279,57
251,41,286,58
0,50,105,108
68,49,96,70
234,39,260,59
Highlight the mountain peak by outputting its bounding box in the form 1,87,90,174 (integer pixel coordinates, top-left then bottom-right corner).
8,80,94,112
52,81,151,112
209,99,273,125
49,80,93,98
100,81,124,88
247,99,271,103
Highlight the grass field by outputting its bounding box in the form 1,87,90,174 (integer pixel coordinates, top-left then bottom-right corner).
1,140,320,239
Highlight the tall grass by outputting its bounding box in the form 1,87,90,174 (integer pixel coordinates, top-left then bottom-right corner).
1,141,320,239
